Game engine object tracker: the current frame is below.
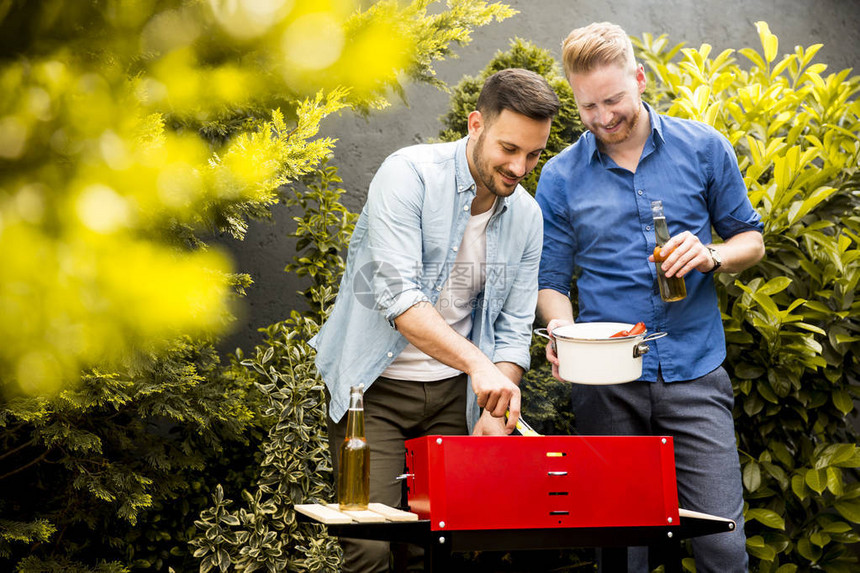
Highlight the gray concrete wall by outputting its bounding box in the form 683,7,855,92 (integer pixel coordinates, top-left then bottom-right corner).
217,0,860,354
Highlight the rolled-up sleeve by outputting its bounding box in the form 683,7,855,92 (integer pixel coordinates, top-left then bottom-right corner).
707,132,764,239
364,154,430,325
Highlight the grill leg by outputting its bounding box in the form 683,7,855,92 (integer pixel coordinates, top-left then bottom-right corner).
651,537,683,573
602,547,628,572
426,533,452,573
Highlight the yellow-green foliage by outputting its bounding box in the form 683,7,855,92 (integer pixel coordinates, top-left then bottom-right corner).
635,22,860,572
0,0,515,396
0,2,517,571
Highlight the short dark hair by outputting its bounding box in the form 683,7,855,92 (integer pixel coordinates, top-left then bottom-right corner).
476,68,560,123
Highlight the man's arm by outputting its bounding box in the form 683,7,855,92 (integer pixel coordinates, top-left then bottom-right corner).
537,288,575,326
394,302,521,433
705,230,765,273
536,288,576,382
651,229,765,278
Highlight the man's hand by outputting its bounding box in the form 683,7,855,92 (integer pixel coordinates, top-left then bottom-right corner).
470,364,521,433
647,230,710,278
536,289,575,383
647,229,765,277
471,409,508,435
545,318,572,382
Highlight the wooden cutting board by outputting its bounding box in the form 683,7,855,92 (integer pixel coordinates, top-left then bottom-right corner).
295,502,419,525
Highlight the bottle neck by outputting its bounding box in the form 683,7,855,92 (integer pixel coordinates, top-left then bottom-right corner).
346,406,365,438
345,389,365,438
653,216,670,245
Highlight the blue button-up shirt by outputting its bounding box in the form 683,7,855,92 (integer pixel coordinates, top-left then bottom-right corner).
536,103,763,382
311,137,543,425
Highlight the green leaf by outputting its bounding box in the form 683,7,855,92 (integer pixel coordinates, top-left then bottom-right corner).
796,537,822,561
771,55,795,79
734,362,766,379
757,380,780,404
805,468,827,494
759,276,792,295
793,322,827,335
809,531,831,547
262,346,275,364
834,497,860,523
816,444,857,468
746,508,785,530
827,467,844,495
834,333,860,344
821,521,853,534
744,461,763,492
751,290,780,316
746,535,777,560
739,48,767,71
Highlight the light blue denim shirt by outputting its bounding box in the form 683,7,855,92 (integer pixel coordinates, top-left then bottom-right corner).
310,137,543,427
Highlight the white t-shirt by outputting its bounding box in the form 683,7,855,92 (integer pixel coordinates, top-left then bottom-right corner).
382,202,494,381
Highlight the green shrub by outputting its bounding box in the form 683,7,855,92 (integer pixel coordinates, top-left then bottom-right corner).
0,338,266,572
190,165,352,573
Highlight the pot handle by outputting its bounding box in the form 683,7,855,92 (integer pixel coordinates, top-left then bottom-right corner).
642,331,668,343
533,328,551,341
633,331,668,358
533,328,557,353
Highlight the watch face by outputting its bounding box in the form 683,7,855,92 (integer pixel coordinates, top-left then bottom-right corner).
709,247,722,269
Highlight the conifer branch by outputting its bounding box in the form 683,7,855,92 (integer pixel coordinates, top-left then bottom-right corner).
0,437,36,461
0,450,49,481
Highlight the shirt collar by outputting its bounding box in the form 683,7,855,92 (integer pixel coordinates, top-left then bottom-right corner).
455,136,476,194
645,102,665,145
585,101,665,164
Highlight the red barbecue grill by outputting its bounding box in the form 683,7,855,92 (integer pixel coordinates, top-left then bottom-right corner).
296,434,736,572
403,435,680,531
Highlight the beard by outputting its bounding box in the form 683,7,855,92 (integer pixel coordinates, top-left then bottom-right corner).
471,131,521,198
591,101,642,146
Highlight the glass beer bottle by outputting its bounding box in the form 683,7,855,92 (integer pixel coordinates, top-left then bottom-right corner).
651,200,687,302
338,384,370,511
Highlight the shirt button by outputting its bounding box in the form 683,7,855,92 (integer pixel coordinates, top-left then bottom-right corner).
452,246,458,252
646,225,652,231
463,204,469,211
436,285,443,291
638,189,644,195
387,352,393,358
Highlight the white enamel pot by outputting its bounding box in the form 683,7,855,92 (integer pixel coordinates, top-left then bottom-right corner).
534,322,667,385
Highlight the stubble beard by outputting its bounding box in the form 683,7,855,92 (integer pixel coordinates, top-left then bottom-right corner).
472,131,520,198
595,101,642,146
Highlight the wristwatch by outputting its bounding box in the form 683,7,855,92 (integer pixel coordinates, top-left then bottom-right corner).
706,246,722,273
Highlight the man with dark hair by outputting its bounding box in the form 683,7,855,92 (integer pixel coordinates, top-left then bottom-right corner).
311,68,559,572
